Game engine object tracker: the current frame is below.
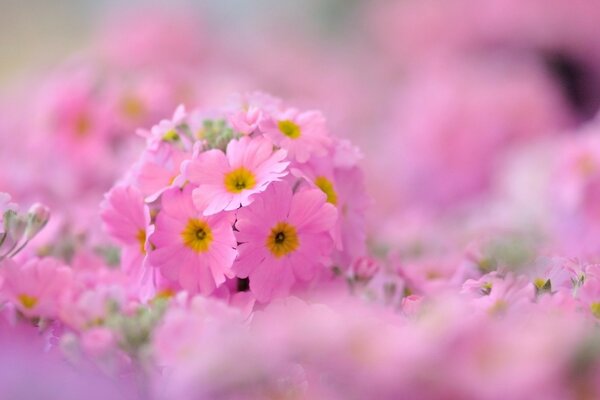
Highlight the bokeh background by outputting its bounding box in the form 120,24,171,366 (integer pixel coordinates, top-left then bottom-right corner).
5,3,600,398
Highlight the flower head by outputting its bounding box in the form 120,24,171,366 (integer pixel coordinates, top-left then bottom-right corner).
0,257,73,318
233,182,337,302
185,136,288,215
260,108,331,163
226,91,282,135
100,185,151,289
148,186,237,294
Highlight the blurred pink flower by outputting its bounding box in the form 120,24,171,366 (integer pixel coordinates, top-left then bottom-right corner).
0,257,73,318
95,6,207,70
577,264,600,320
381,60,571,209
260,108,331,163
100,185,151,288
226,91,282,135
550,122,600,255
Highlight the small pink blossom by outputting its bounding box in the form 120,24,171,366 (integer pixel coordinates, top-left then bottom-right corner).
184,136,288,215
352,256,380,282
100,185,151,288
226,92,282,134
148,186,237,294
0,257,73,318
260,108,331,163
233,182,337,302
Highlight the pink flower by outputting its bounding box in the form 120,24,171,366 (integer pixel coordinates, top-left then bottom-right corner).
100,185,151,286
60,284,127,330
233,182,337,302
0,257,73,318
80,327,117,358
226,92,282,135
462,272,535,315
184,136,288,215
259,108,331,163
133,146,189,202
578,264,600,319
352,256,380,282
292,155,369,266
148,186,237,294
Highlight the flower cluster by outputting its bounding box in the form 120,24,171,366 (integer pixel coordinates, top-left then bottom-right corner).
101,93,368,304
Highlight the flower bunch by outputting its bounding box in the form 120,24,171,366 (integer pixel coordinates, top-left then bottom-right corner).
101,93,368,304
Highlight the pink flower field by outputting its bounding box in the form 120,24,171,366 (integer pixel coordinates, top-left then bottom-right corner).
2,1,600,399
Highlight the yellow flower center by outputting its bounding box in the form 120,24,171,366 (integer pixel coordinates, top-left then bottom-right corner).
120,95,145,119
488,299,508,315
18,294,38,309
534,278,551,293
314,176,338,205
181,219,213,253
136,229,147,255
74,113,91,137
578,154,596,176
277,120,301,139
224,167,257,193
163,129,180,142
481,282,493,295
266,222,299,258
154,288,175,301
590,302,600,319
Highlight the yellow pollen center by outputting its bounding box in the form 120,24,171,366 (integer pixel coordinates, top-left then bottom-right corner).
314,176,338,205
534,278,546,289
224,167,257,193
18,294,38,309
136,229,147,255
74,113,91,137
534,278,552,293
163,129,180,141
154,288,175,301
266,222,299,258
591,302,600,319
578,154,596,176
488,299,508,315
181,219,213,253
120,95,145,119
277,120,301,139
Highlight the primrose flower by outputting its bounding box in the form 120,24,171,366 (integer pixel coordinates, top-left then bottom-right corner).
226,91,282,135
292,149,369,266
100,185,150,284
148,186,237,294
184,135,288,215
0,257,73,318
260,108,331,163
233,182,337,302
577,264,600,319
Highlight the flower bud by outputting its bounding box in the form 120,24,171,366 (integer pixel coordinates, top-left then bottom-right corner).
4,210,27,241
352,256,380,282
25,203,51,240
